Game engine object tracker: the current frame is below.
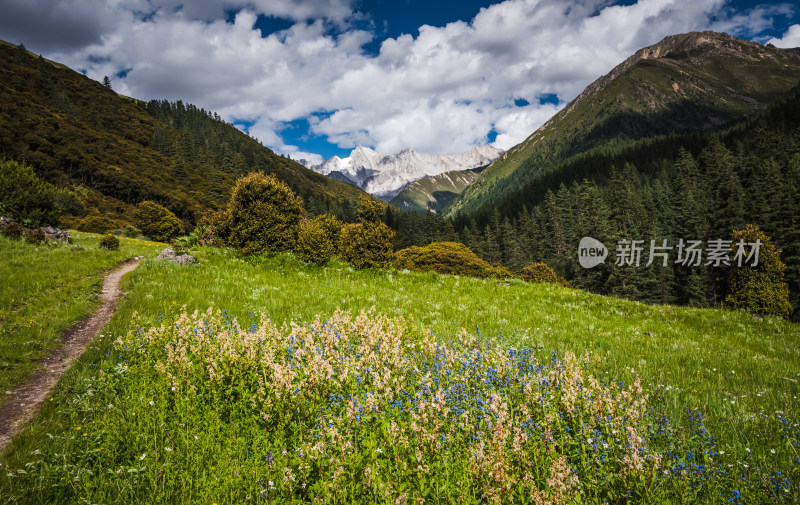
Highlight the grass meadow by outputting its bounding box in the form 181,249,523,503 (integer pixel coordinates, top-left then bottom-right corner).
0,233,160,399
0,237,798,503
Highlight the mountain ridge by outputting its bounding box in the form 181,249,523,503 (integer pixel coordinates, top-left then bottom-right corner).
389,166,484,213
302,144,503,200
448,30,800,220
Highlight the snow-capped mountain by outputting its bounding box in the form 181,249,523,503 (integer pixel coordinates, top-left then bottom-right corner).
299,145,504,200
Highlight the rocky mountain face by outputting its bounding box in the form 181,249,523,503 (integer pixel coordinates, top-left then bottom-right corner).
389,167,483,213
448,31,800,220
302,145,503,200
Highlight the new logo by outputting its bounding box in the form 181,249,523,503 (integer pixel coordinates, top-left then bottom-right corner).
578,237,608,269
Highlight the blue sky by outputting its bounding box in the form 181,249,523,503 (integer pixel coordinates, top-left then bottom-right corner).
1,0,799,162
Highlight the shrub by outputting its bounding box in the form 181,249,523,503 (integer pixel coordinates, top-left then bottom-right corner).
99,234,120,251
173,234,199,254
122,225,141,238
296,214,342,265
224,173,304,255
78,214,118,234
133,201,184,242
357,196,384,223
196,211,226,247
520,262,572,287
392,241,512,279
725,224,792,318
23,228,46,245
0,221,24,240
0,159,60,226
337,197,394,269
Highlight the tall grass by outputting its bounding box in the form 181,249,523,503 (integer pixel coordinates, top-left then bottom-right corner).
0,245,798,503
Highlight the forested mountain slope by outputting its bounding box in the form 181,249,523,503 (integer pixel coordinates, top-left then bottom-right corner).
449,31,800,222
0,41,369,228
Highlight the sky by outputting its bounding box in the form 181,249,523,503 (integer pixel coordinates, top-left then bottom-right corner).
1,0,799,163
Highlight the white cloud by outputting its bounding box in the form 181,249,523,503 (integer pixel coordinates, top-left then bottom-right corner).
1,0,793,158
767,24,800,48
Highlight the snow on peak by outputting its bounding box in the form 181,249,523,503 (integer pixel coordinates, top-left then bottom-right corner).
304,145,504,200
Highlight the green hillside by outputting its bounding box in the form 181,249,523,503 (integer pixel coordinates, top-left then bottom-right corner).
0,41,369,229
448,31,800,220
389,167,483,213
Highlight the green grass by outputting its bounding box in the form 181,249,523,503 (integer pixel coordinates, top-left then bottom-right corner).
0,245,798,502
0,233,161,399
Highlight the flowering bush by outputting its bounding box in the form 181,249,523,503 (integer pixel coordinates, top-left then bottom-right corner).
392,242,513,279
132,201,183,242
520,263,571,287
295,214,342,265
117,308,667,503
99,233,120,250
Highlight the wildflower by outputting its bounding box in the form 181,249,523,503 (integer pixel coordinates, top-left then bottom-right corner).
770,449,775,454
746,448,750,452
148,400,154,406
165,447,172,452
140,453,146,460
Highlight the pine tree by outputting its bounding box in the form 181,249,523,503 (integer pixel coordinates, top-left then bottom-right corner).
484,225,501,264
543,190,567,256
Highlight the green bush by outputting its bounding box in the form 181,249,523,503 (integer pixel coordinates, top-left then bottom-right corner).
122,225,141,238
78,214,118,234
725,224,792,318
133,201,184,242
99,234,120,251
0,159,61,226
296,214,342,265
392,241,512,278
23,228,46,245
223,172,304,255
339,222,395,269
335,197,394,269
0,221,24,240
520,262,572,287
357,196,384,223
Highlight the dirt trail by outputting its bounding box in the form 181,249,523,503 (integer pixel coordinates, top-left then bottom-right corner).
0,258,141,452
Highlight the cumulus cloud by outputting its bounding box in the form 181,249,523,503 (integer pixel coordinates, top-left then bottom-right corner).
767,24,800,48
0,0,793,157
